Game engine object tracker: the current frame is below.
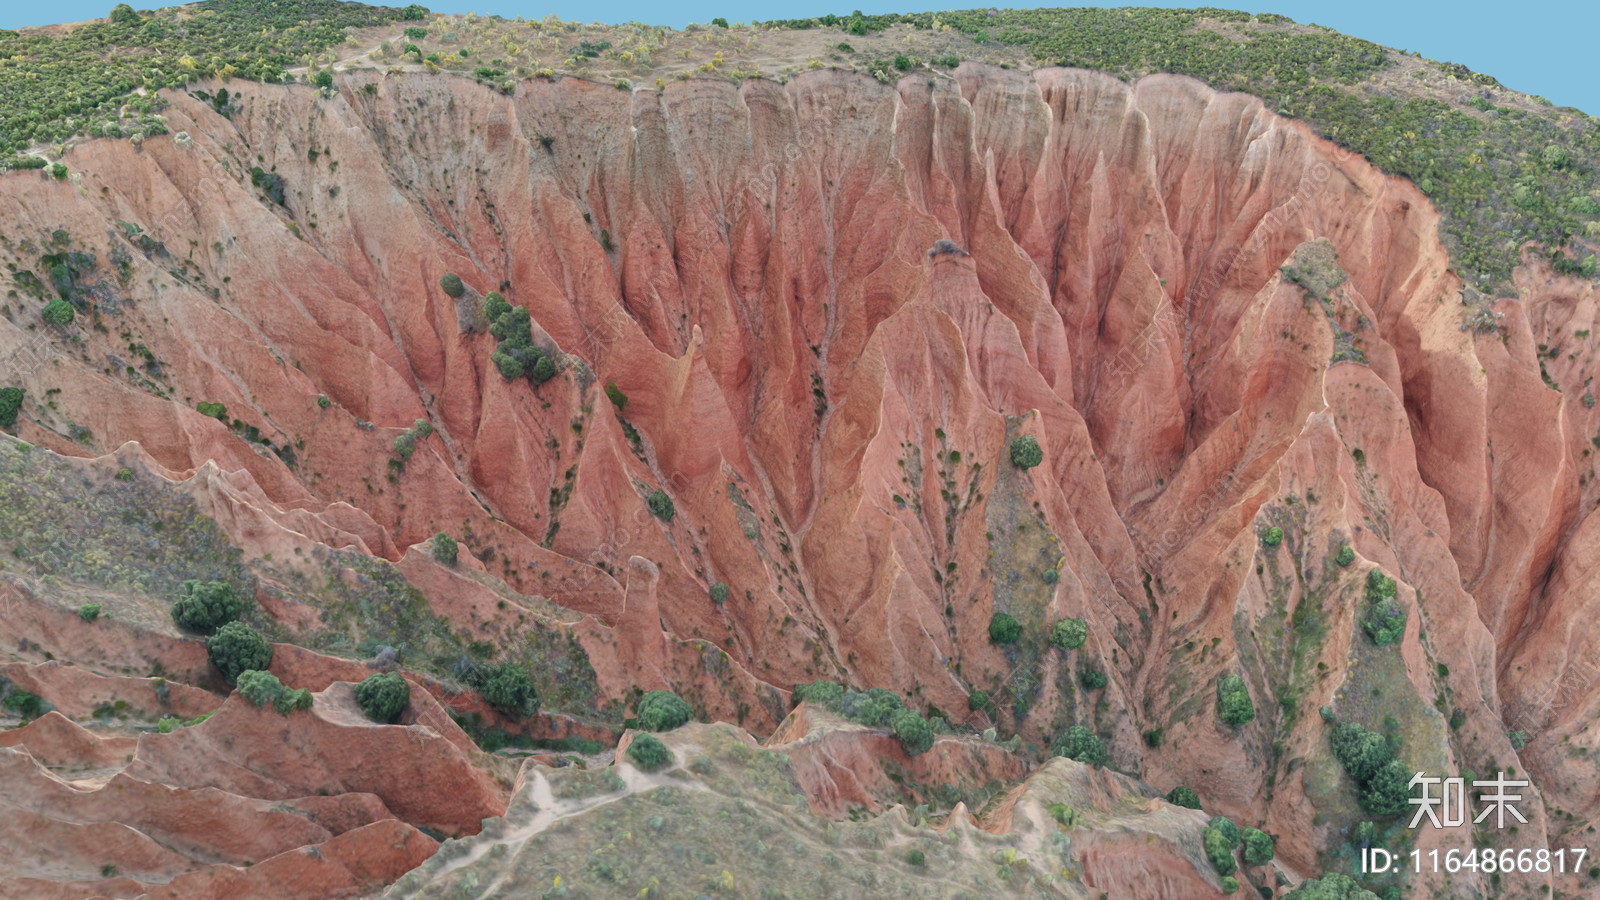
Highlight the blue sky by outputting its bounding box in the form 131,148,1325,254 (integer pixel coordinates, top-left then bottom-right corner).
8,2,1597,114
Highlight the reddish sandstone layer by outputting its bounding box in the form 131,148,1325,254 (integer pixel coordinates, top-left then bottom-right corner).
1,63,1596,897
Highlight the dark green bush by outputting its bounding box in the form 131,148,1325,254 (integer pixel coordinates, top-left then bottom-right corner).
935,53,960,67
403,26,428,40
236,669,285,709
1362,569,1406,646
1053,724,1107,766
1361,759,1414,817
0,387,23,429
206,621,272,685
709,582,729,605
627,732,671,770
837,687,903,726
1217,674,1255,726
1080,667,1108,690
491,349,525,379
906,848,925,866
647,489,674,521
636,690,693,731
890,707,934,756
1328,721,1414,817
1220,876,1239,894
49,162,67,180
109,3,140,25
1041,567,1059,584
1203,825,1238,875
1261,526,1284,547
469,663,539,719
988,611,1021,644
531,354,557,384
277,687,312,713
355,671,410,723
1241,826,1275,865
77,603,101,622
1209,815,1239,845
606,380,628,410
711,17,729,28
42,299,74,326
1009,435,1043,469
440,272,465,298
171,579,241,635
483,291,510,321
311,69,333,89
432,533,458,566
1048,616,1087,650
1,688,46,719
847,16,867,36
1335,545,1355,567
793,679,842,706
968,689,989,711
1166,785,1202,809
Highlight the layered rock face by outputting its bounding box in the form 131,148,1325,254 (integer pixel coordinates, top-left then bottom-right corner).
3,63,1597,896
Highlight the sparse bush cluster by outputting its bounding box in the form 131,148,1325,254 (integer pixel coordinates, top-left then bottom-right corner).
790,680,935,757
1362,568,1406,646
463,661,539,719
355,671,410,723
1328,718,1414,817
392,417,433,460
236,669,311,714
1216,673,1256,726
484,292,558,385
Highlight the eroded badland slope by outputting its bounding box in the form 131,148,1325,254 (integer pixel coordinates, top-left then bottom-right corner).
2,50,1600,900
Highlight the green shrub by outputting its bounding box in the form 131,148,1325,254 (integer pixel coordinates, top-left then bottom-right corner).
647,489,674,521
170,579,241,635
311,69,333,89
196,401,227,420
935,53,960,67
837,687,903,726
531,354,557,384
1335,545,1355,567
1217,674,1255,726
1220,876,1239,894
109,3,140,25
355,671,410,723
0,387,23,429
1041,567,1059,584
1009,435,1043,469
1329,721,1414,816
1241,826,1275,865
906,848,925,866
42,299,74,326
890,708,934,756
206,621,272,685
1261,526,1284,547
1202,826,1238,875
1080,667,1107,690
1053,724,1107,766
76,603,101,622
470,663,539,719
412,418,432,439
116,468,133,481
393,431,416,459
1166,785,1202,809
432,532,458,566
236,669,285,709
968,689,989,711
483,291,510,321
491,349,525,379
988,611,1021,644
1209,816,1239,845
709,582,729,605
156,716,179,733
1361,758,1413,816
1362,569,1405,646
1542,144,1571,170
711,17,729,28
627,732,671,769
605,380,628,410
1143,727,1163,747
403,26,428,40
847,16,868,36
793,679,843,706
1,689,46,719
637,690,693,731
49,162,67,180
277,687,313,713
1048,617,1087,650
439,272,465,298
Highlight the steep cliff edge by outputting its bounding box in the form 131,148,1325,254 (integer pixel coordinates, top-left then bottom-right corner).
3,63,1598,898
